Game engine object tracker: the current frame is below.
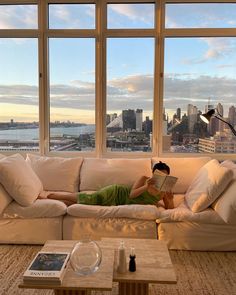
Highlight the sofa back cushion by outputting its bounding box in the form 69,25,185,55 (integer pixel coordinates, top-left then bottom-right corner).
80,158,152,191
151,157,212,193
185,159,233,213
26,154,83,192
0,154,43,206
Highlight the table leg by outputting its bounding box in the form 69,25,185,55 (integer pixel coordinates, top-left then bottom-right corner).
118,282,149,295
54,289,91,295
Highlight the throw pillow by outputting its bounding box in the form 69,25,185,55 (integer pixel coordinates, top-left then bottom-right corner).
0,184,12,215
0,154,12,213
220,160,236,179
0,153,43,206
26,154,83,192
212,180,236,224
185,159,233,213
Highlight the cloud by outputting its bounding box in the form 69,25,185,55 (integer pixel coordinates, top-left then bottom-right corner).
109,4,154,26
0,74,235,117
49,4,95,28
0,5,37,29
183,38,236,64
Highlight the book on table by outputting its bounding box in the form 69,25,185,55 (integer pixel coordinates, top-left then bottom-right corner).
153,170,178,192
23,251,70,285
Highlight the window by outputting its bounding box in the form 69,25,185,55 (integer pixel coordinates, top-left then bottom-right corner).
0,5,37,29
49,38,95,152
163,2,236,155
106,38,155,152
0,1,235,158
49,4,95,29
107,3,155,29
0,3,38,152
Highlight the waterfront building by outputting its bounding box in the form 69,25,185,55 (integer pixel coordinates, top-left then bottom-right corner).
198,132,236,153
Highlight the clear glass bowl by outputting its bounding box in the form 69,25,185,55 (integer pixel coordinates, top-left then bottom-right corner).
70,238,102,275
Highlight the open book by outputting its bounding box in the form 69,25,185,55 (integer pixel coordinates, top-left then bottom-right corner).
153,170,178,192
23,251,70,285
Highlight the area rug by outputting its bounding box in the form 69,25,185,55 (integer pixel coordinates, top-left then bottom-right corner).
0,245,235,295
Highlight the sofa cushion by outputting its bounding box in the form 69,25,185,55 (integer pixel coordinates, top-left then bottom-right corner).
80,158,152,191
185,159,233,213
0,154,43,206
26,154,83,192
2,199,67,218
152,157,212,194
156,197,225,224
67,203,161,220
212,180,236,224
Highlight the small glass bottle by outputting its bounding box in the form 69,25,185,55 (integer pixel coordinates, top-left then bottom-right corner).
117,241,127,273
129,247,136,272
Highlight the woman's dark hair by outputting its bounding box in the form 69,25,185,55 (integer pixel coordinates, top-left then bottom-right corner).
152,161,170,174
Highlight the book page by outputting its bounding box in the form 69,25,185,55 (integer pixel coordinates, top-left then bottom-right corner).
153,170,178,192
159,175,178,192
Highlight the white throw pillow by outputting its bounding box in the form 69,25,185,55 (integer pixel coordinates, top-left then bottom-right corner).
80,158,152,191
26,154,83,192
212,180,236,224
185,159,233,213
0,184,13,215
0,154,43,206
220,160,236,179
0,154,12,214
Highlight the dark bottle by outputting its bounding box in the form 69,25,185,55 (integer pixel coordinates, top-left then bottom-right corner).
129,247,136,272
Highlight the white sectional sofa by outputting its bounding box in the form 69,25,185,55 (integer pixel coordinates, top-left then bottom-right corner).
0,153,235,251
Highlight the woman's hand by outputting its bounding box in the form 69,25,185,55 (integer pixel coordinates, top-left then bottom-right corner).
146,177,156,187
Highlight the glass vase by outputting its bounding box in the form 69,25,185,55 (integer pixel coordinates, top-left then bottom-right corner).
70,238,102,275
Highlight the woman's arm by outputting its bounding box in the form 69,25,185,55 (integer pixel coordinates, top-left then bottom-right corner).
129,176,148,199
129,176,161,199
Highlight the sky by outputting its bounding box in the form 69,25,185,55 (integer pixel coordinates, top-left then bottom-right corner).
0,3,236,123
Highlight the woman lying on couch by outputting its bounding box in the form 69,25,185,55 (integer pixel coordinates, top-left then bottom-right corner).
40,161,174,209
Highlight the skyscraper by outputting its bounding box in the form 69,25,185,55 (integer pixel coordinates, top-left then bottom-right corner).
135,109,143,131
122,109,136,131
187,104,198,133
228,106,236,128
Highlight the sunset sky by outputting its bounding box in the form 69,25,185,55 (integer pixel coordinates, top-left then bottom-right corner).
0,3,236,123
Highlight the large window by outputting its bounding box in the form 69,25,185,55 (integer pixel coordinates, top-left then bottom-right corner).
106,38,155,152
0,1,236,158
163,2,236,155
49,38,95,152
0,3,38,151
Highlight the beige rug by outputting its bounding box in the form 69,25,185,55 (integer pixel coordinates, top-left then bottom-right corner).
0,245,235,295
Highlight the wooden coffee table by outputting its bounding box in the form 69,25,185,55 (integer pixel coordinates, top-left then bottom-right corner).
102,238,177,295
19,240,114,295
19,238,176,295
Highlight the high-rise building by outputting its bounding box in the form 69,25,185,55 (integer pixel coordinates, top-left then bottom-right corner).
187,104,198,133
143,116,152,136
122,109,136,131
136,109,143,131
228,105,236,128
176,108,181,120
217,103,224,133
